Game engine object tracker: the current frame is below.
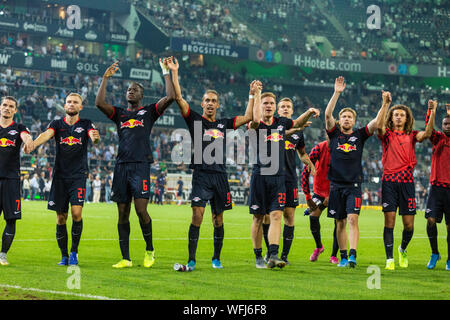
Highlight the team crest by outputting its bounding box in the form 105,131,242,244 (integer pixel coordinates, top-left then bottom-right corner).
137,110,147,116
8,130,18,135
74,127,84,133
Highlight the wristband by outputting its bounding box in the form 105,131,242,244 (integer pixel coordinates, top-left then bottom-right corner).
249,95,254,99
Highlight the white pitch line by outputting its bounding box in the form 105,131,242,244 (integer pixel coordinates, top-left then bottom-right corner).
13,235,447,242
0,283,121,300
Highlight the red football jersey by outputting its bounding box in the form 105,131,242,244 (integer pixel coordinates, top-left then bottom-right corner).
429,130,450,187
301,141,330,199
378,129,418,181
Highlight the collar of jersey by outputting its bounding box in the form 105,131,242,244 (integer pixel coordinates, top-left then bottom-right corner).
127,106,143,112
0,120,15,129
261,117,274,126
64,117,80,126
202,115,216,122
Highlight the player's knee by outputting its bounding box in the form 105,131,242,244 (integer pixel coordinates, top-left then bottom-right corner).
57,213,68,225
427,218,436,227
347,215,358,226
212,214,223,227
5,219,16,233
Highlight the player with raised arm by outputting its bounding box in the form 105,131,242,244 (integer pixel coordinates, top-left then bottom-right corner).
95,60,175,268
377,94,436,270
324,76,387,268
0,96,33,266
424,103,449,270
301,137,340,264
249,91,320,269
32,93,100,266
167,56,257,271
261,98,315,265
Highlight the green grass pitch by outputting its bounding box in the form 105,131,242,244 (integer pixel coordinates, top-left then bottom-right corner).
0,201,448,300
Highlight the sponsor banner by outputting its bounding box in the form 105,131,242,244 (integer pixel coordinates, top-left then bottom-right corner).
0,50,152,80
171,37,249,59
249,47,447,78
155,114,186,128
129,68,151,80
230,186,248,205
0,17,127,44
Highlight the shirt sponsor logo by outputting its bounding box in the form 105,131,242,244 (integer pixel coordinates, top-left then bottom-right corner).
60,136,82,146
204,129,224,139
266,132,283,142
337,143,357,152
120,119,144,129
285,141,296,150
0,138,15,147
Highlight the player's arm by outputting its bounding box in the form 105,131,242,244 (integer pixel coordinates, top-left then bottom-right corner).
234,80,261,128
416,100,437,142
248,82,262,129
447,104,450,116
297,147,315,177
88,129,100,144
166,56,190,117
33,128,55,149
325,76,346,131
292,108,320,129
95,62,119,118
21,131,34,154
301,145,319,209
374,90,392,137
155,58,176,114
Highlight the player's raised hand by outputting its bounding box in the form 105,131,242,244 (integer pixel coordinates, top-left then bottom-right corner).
159,57,170,75
103,61,119,78
446,104,450,116
334,76,346,93
428,100,438,111
308,108,320,118
382,90,392,104
165,56,179,72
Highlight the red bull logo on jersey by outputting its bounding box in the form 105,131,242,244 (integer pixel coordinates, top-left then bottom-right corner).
266,132,283,142
0,138,15,147
337,143,357,152
60,136,82,146
285,141,295,150
120,119,144,129
204,129,225,139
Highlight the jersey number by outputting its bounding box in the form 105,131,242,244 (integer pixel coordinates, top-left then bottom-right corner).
408,198,416,209
77,188,86,199
278,193,286,204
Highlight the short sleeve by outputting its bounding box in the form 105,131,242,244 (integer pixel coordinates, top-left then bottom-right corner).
279,116,293,130
359,125,372,142
109,106,119,123
47,120,58,133
326,124,339,139
429,130,441,145
147,103,162,122
18,123,30,134
226,117,237,130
